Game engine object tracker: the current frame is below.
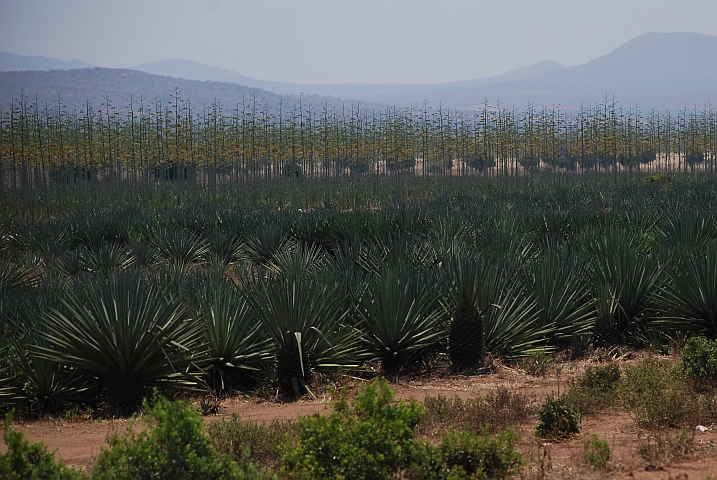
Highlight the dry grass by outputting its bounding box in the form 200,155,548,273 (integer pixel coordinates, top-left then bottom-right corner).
207,414,297,471
417,386,537,438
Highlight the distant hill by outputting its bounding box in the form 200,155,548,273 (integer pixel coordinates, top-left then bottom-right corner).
131,58,566,100
132,59,263,90
2,32,716,112
390,32,717,111
128,32,717,111
445,60,566,86
0,52,94,71
0,68,338,110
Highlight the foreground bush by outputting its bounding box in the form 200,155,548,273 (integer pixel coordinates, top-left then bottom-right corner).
418,387,534,436
280,378,424,479
637,428,695,463
535,396,580,439
409,428,522,480
209,415,296,471
0,413,83,480
280,377,524,479
620,357,702,429
90,396,261,480
680,336,717,384
564,363,621,415
584,435,610,470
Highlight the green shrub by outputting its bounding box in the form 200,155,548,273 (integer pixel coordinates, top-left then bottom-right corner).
564,363,621,415
280,377,424,480
643,173,671,184
90,395,261,480
209,415,296,471
680,336,717,383
408,427,523,480
579,363,622,391
0,413,84,480
620,357,701,429
535,396,580,440
521,351,553,377
584,435,610,470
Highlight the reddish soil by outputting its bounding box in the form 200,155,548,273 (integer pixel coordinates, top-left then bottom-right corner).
7,357,717,478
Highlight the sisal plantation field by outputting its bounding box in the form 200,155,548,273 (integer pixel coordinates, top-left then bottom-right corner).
1,97,717,478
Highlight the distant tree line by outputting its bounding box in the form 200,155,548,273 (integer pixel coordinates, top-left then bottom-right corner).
1,91,716,188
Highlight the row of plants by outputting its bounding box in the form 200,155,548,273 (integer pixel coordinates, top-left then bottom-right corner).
2,93,716,190
2,174,717,415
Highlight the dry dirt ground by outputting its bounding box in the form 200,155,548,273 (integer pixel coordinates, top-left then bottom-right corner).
8,356,717,479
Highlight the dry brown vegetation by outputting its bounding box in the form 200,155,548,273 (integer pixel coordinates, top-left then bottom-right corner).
6,352,717,478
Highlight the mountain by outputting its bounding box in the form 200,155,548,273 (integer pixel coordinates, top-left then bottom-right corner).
0,57,563,111
0,52,94,71
129,33,717,111
131,59,566,100
390,32,717,111
132,59,261,89
2,32,716,112
437,60,566,88
0,68,337,110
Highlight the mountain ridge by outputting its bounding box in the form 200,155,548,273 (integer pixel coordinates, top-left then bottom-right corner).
0,51,94,71
2,32,717,111
0,68,341,111
379,32,717,110
129,58,566,99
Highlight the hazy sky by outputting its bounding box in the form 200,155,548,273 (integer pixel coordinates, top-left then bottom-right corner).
1,0,716,84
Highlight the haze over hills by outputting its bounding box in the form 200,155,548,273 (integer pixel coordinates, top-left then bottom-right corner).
400,32,717,111
1,32,716,112
130,58,566,100
0,52,94,71
0,68,323,111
